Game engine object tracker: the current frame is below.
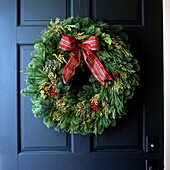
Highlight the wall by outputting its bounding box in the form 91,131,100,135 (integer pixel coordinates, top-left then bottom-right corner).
163,0,170,169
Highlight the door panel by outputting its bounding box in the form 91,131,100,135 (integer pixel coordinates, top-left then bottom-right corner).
92,0,143,25
20,0,68,25
20,45,71,153
0,0,163,169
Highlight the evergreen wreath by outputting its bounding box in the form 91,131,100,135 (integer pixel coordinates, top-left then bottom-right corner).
21,17,140,135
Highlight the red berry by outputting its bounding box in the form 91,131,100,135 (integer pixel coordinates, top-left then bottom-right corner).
113,72,120,78
90,102,99,110
50,88,58,97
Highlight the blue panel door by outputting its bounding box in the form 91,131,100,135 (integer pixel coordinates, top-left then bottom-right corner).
0,0,163,170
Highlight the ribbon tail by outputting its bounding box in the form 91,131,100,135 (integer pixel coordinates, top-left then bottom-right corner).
82,49,112,85
62,50,81,84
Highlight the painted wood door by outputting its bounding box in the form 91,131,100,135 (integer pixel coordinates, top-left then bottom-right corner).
0,0,163,169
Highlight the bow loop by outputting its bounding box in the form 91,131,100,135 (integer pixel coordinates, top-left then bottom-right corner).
59,35,112,85
59,35,78,51
82,36,100,51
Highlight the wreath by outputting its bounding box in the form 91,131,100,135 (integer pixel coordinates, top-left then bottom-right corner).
21,17,140,135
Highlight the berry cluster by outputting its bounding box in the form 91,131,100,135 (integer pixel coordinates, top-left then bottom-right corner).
50,88,58,97
90,102,99,110
112,72,120,78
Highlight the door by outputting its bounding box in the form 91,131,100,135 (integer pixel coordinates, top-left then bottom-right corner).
0,0,163,170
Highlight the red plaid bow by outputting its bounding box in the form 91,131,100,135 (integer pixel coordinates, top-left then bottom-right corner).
59,35,112,85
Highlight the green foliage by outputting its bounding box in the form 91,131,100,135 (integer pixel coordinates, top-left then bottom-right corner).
21,17,140,135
